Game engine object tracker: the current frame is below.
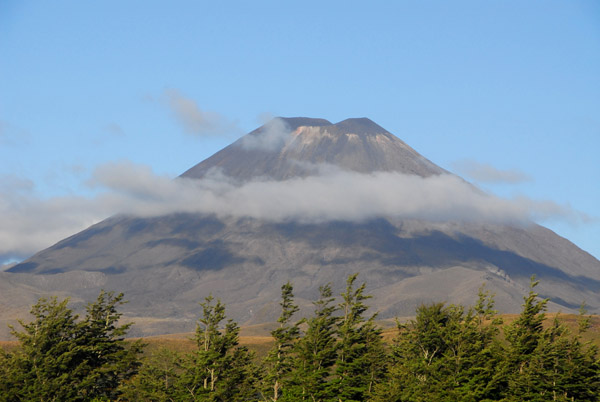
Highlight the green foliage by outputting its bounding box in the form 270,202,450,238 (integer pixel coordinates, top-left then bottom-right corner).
332,273,386,402
4,276,600,402
499,277,600,401
120,347,187,401
187,295,260,401
195,295,239,394
263,281,300,401
1,291,141,401
79,291,144,399
372,286,504,402
286,284,339,401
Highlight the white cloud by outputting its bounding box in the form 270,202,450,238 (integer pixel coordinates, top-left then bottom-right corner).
237,117,291,151
452,160,532,184
0,180,109,262
162,89,237,137
0,162,588,263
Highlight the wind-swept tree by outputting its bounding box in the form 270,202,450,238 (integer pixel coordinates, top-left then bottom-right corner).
263,282,300,401
286,284,338,401
182,294,259,401
2,291,142,401
332,273,386,401
78,290,144,399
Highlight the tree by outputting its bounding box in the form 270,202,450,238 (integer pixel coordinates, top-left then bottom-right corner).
3,291,142,401
286,284,338,401
182,294,259,401
500,276,549,401
8,297,83,400
0,342,21,402
332,273,386,401
78,290,144,399
119,347,187,401
263,282,300,401
500,288,600,402
372,286,503,402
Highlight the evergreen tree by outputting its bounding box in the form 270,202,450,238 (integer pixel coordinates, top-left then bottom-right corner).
3,291,141,401
453,286,504,401
8,297,83,400
502,305,600,402
78,290,144,399
216,345,262,401
182,294,259,401
332,273,386,402
500,276,549,401
0,344,20,402
263,282,300,401
286,284,338,401
120,347,188,401
372,287,503,402
564,306,600,401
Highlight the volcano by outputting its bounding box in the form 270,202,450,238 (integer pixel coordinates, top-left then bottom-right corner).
2,117,599,339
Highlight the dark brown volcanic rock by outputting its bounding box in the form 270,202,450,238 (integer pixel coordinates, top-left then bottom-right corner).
2,117,599,339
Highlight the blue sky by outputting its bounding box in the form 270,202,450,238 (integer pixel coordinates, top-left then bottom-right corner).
1,0,599,263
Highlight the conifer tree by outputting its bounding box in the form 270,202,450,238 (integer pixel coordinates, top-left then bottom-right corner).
0,340,20,402
8,297,83,400
372,287,503,402
506,307,600,401
500,276,549,401
216,345,262,401
78,290,144,399
264,282,300,401
287,284,338,401
2,291,141,401
564,306,600,401
332,273,386,401
184,294,259,401
454,286,504,401
120,347,188,401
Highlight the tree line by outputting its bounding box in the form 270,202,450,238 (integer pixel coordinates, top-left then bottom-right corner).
1,275,599,401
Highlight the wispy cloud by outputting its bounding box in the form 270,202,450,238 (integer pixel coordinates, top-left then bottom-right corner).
237,117,292,151
0,174,109,262
0,120,30,146
102,122,125,137
162,89,238,137
0,162,588,263
452,160,532,184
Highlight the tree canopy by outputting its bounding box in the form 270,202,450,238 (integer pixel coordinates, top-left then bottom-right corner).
1,276,599,402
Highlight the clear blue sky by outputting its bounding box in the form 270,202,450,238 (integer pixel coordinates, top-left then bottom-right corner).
1,0,599,263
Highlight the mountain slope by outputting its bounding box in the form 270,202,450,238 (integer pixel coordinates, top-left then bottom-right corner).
2,117,599,339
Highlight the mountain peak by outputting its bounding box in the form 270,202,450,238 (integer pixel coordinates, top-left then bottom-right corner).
273,117,387,136
330,117,388,136
276,117,332,130
181,116,446,181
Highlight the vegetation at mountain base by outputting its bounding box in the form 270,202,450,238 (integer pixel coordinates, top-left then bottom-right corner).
1,276,600,401
0,291,143,401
